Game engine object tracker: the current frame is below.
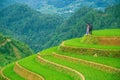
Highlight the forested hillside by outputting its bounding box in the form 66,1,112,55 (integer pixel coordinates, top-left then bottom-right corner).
0,34,33,67
0,4,63,52
45,4,120,48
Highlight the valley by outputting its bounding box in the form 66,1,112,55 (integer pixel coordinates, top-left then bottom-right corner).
0,1,120,80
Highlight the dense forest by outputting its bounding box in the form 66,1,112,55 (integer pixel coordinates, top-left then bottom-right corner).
0,3,120,52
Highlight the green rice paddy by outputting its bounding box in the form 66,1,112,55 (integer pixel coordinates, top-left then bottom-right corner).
18,54,74,80
93,29,120,36
64,38,120,50
1,29,120,80
41,55,120,80
3,63,25,80
41,47,120,69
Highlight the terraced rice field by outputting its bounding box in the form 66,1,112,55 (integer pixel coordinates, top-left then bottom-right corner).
92,29,120,36
41,54,120,80
64,29,120,50
0,29,120,80
64,38,120,50
39,46,120,80
41,47,120,69
2,63,25,80
18,55,75,80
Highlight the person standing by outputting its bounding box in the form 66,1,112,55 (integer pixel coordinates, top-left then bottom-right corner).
89,24,93,34
86,23,92,35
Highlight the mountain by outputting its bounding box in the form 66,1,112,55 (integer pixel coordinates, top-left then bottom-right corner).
0,29,120,80
0,0,117,16
0,34,33,67
0,3,120,52
0,4,63,52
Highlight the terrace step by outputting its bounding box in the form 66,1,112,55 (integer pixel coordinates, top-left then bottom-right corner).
37,54,85,80
0,67,10,80
52,52,120,73
60,42,120,58
14,62,44,80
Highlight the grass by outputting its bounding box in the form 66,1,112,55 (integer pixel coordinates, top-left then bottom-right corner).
40,47,58,55
18,54,74,80
40,47,120,68
2,29,120,80
0,75,5,80
64,38,120,50
58,51,120,69
41,54,120,80
63,29,120,50
93,29,120,36
3,63,25,80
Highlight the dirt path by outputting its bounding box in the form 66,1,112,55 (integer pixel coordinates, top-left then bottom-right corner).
14,62,45,80
52,52,120,73
0,67,10,80
37,54,85,80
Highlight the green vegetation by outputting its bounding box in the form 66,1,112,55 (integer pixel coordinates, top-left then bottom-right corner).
3,63,25,80
0,66,5,80
1,0,116,15
0,34,6,44
41,47,120,68
63,29,120,50
0,0,120,80
93,29,120,36
46,4,120,49
64,38,120,50
1,29,120,80
19,55,74,80
66,29,119,52
0,34,33,67
59,52,120,69
41,55,120,80
0,4,63,52
0,4,120,52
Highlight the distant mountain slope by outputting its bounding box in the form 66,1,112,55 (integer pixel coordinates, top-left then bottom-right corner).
45,4,120,48
0,3,120,52
0,4,63,52
0,0,117,16
0,34,33,67
0,0,15,9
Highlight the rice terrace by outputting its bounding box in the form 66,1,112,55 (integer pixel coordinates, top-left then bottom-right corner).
0,29,120,80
